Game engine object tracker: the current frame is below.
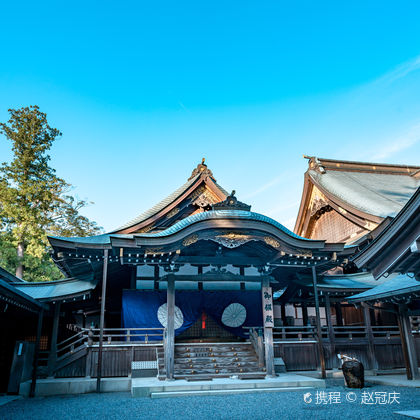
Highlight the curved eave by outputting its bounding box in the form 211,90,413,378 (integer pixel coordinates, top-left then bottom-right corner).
294,173,313,236
12,274,98,303
49,210,345,253
0,278,47,312
346,274,420,303
352,186,420,278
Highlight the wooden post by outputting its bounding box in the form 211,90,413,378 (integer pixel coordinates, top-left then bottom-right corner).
335,303,343,326
257,328,265,368
398,305,420,380
47,301,61,377
165,274,175,380
130,266,136,290
96,249,109,392
302,303,309,326
85,347,92,378
29,308,44,398
324,294,336,368
312,266,326,379
362,303,378,372
281,304,286,326
262,277,275,377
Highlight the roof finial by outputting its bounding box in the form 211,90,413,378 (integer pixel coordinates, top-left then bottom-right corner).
189,158,214,181
212,190,251,211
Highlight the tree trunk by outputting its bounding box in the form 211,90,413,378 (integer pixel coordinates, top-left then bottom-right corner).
16,242,24,279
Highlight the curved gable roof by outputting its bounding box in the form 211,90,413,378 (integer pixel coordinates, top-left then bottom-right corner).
111,161,229,234
295,156,420,237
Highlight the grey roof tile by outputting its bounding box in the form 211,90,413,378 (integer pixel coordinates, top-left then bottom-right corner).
13,275,98,301
347,274,420,301
309,169,420,218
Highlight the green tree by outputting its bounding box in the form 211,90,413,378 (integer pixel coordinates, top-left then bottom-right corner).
0,105,102,281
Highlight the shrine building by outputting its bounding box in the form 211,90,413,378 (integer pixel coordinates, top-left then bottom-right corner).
1,157,419,396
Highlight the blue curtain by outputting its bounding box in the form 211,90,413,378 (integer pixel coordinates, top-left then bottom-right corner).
121,290,262,340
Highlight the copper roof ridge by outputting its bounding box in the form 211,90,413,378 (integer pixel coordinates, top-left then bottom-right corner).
304,155,420,175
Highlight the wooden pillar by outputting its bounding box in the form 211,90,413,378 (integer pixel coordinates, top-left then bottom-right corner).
96,249,109,393
398,305,420,380
311,266,326,379
362,303,378,372
47,301,61,377
262,277,275,377
280,304,286,326
324,294,336,368
29,307,44,398
130,266,136,290
302,303,309,326
165,274,175,380
335,303,343,326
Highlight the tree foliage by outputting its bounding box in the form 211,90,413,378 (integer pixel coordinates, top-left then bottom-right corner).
0,105,102,281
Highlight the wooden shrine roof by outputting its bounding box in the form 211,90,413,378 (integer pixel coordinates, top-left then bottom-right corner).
12,273,98,302
346,273,420,303
0,267,46,312
294,156,420,238
352,185,420,279
293,271,387,292
111,159,228,234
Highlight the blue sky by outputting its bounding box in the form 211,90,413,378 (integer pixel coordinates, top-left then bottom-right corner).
1,1,420,231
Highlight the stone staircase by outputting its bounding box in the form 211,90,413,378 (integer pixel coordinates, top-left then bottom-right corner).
157,342,266,380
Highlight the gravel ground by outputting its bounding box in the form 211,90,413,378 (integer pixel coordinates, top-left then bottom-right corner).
0,379,419,420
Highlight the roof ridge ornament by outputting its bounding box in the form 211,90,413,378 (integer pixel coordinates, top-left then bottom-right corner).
188,157,215,181
304,155,326,174
211,190,251,211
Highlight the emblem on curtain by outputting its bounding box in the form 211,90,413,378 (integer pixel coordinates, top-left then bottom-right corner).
157,303,184,329
221,303,247,328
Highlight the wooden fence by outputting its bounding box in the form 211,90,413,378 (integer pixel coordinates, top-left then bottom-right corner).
52,325,420,378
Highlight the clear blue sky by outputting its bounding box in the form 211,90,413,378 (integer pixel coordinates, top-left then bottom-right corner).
1,1,420,231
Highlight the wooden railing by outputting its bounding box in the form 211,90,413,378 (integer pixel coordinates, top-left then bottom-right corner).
57,330,87,357
319,325,401,341
270,325,402,343
247,327,265,367
83,327,164,345
272,326,317,343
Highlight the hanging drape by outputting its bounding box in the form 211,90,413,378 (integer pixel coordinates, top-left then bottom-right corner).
121,290,262,340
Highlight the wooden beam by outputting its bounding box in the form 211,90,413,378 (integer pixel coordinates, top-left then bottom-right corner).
29,308,44,398
176,256,265,266
362,303,378,372
47,302,61,377
262,277,275,377
312,266,326,379
96,249,108,392
165,274,175,380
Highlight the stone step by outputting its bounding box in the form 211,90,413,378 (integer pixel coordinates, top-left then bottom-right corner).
151,386,315,398
157,371,267,381
132,374,326,397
